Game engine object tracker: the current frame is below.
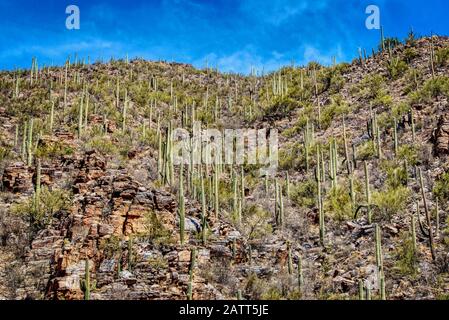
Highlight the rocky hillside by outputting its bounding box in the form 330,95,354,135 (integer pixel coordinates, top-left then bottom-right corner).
0,34,449,300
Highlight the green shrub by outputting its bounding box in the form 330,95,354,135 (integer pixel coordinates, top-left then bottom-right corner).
357,140,376,160
99,235,122,259
141,210,173,244
87,136,118,156
409,76,449,104
386,58,408,80
393,232,418,277
436,48,449,67
241,204,272,240
373,93,393,108
0,146,11,163
433,170,449,204
403,48,418,63
290,179,317,209
35,140,74,159
279,142,302,170
381,160,408,189
356,74,385,100
11,187,72,232
261,287,283,300
391,102,410,119
372,186,410,220
324,185,353,221
147,256,168,270
397,144,419,166
320,95,349,129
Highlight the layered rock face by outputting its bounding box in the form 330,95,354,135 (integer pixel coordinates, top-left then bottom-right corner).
17,151,244,300
434,114,449,156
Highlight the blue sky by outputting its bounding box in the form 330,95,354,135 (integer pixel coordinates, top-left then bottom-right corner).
0,0,448,73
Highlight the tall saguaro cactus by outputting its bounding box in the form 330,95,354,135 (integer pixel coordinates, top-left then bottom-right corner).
179,162,186,245
187,248,196,300
80,259,93,300
316,149,325,245
27,119,33,166
418,168,436,261
355,161,372,223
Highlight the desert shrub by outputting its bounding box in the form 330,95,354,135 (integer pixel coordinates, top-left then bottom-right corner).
279,142,301,171
393,232,418,277
241,204,272,240
436,48,449,67
409,76,449,104
320,95,349,129
290,179,317,209
386,58,408,80
140,128,159,149
11,187,72,233
357,74,385,100
261,287,283,300
244,273,266,300
35,140,74,159
372,186,410,220
0,146,11,163
391,102,410,119
324,185,353,221
381,160,408,189
282,106,314,138
397,144,419,166
141,210,173,244
357,140,376,160
433,170,449,204
405,30,417,46
403,48,418,63
355,74,392,108
99,235,122,259
0,207,30,257
321,64,349,94
373,93,393,108
87,136,118,156
147,256,168,270
403,69,422,94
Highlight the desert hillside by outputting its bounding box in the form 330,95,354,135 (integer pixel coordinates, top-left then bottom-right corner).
0,33,449,300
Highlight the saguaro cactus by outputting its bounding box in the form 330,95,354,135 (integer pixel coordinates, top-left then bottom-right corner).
358,280,365,300
214,167,219,218
49,101,55,133
411,211,417,254
122,89,128,132
418,168,436,261
187,248,196,300
287,241,293,275
297,255,304,294
21,121,27,162
80,259,94,300
78,96,83,138
128,237,133,272
34,159,41,210
179,162,186,245
27,119,33,166
355,161,372,223
200,174,208,245
315,149,325,245
393,118,398,155
343,118,351,174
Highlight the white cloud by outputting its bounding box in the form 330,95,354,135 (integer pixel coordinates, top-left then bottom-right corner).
240,0,330,26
